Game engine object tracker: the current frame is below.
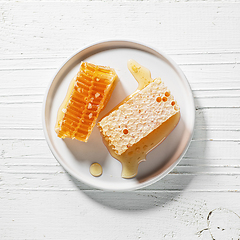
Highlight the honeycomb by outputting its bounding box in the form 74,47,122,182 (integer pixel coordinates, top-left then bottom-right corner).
55,62,117,142
97,78,180,155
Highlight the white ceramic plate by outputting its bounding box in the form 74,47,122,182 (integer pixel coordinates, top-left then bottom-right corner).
42,40,195,191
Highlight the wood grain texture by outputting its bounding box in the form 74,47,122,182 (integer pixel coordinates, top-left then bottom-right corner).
0,1,240,239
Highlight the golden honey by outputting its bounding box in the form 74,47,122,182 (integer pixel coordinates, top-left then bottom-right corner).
55,62,117,142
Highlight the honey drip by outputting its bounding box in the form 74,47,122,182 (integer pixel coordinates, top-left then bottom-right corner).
104,59,180,178
127,59,153,91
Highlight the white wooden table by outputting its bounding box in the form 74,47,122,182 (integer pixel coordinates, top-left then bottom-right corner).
1,1,240,239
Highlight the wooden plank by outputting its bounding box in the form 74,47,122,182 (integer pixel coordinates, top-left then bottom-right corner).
1,166,240,191
0,190,239,239
1,93,240,108
0,2,240,55
0,52,239,69
0,60,239,92
1,128,240,141
1,104,239,130
2,137,240,161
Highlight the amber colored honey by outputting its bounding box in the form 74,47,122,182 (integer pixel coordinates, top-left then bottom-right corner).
55,62,117,142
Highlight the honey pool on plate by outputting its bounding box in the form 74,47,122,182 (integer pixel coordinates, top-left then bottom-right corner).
90,163,103,177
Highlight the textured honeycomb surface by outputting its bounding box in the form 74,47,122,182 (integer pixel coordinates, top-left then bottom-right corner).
56,62,117,142
98,78,180,155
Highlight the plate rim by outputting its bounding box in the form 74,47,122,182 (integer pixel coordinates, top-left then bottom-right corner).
42,39,195,191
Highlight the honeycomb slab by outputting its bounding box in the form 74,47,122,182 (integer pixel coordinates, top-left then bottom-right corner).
98,78,180,156
55,62,117,142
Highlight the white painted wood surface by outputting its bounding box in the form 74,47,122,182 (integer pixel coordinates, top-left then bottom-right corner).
1,1,240,239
